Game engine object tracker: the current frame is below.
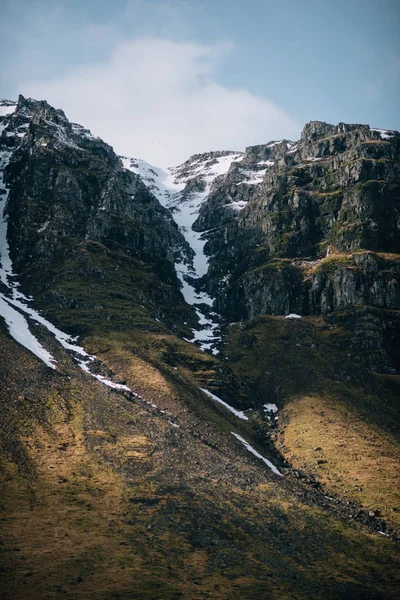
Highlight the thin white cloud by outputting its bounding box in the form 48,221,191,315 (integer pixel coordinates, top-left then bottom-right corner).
24,37,300,166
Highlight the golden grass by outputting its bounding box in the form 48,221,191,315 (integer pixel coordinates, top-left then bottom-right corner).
1,322,400,599
224,313,400,529
280,394,400,525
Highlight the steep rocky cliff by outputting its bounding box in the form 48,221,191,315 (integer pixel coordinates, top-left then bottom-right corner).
1,96,197,336
195,121,400,318
174,121,400,375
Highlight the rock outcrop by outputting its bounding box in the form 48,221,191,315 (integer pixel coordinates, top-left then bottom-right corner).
4,96,189,284
179,122,400,368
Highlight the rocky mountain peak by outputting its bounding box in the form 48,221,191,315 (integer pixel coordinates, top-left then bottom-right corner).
16,94,64,118
301,120,339,140
300,119,398,144
242,139,295,163
170,150,243,187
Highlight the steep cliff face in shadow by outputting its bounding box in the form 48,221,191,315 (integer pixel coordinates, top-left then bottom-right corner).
1,96,197,337
189,121,400,374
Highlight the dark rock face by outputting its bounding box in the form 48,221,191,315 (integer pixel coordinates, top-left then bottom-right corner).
0,96,198,336
308,252,400,314
220,259,304,321
4,96,188,289
189,121,400,326
346,307,400,374
215,252,400,322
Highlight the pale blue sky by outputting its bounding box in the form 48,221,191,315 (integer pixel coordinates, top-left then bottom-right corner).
1,0,399,164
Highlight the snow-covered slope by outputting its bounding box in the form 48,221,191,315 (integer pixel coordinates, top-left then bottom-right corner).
121,151,243,354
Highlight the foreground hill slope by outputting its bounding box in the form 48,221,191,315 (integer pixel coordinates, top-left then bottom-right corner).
0,97,399,599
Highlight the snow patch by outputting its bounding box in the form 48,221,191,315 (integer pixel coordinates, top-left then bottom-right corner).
71,122,96,140
122,152,243,355
38,219,50,233
287,145,299,154
0,103,17,117
237,167,267,186
231,432,283,476
201,388,249,421
225,200,248,211
263,403,278,413
258,160,275,167
0,294,56,368
285,313,302,319
370,128,394,140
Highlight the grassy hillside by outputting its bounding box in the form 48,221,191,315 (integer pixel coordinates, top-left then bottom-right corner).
223,312,400,529
1,315,400,599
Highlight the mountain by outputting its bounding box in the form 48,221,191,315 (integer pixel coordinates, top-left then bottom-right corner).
1,96,399,599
